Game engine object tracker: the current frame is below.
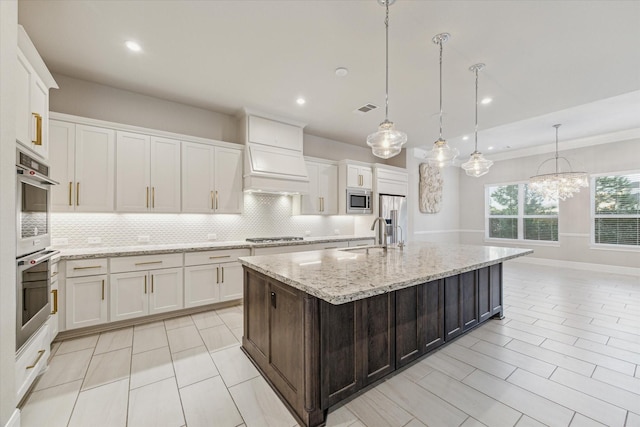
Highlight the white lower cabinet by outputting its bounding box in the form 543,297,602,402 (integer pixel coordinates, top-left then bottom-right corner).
184,249,249,307
15,323,50,402
66,274,108,330
49,260,59,344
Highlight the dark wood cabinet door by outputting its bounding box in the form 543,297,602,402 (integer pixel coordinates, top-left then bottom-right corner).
320,300,358,409
478,267,492,323
461,271,479,331
490,263,503,317
423,279,445,353
244,269,270,363
269,281,303,402
395,286,423,367
444,275,463,340
359,293,395,386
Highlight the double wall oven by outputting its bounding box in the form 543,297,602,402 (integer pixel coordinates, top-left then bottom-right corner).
16,149,58,351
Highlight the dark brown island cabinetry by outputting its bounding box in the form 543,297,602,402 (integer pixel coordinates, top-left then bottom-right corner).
242,262,504,427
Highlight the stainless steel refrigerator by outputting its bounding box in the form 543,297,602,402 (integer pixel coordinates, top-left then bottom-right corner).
378,194,407,246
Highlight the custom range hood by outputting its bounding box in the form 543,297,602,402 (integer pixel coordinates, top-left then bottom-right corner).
240,110,310,194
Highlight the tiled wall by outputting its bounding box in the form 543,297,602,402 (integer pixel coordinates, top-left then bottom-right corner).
51,194,355,248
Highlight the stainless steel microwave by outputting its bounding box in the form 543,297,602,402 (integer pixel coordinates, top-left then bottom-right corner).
346,189,372,214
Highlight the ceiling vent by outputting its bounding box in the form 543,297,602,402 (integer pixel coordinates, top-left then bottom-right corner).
353,103,378,114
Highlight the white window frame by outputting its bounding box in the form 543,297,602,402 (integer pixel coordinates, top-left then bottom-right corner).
485,180,559,246
590,169,640,252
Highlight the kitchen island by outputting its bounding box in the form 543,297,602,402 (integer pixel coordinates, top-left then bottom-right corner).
239,242,532,427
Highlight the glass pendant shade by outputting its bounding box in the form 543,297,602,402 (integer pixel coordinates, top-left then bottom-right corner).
461,151,493,177
427,138,459,167
367,120,407,159
529,124,588,201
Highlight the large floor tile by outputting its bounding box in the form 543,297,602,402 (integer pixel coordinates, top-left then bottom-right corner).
211,345,259,387
569,413,607,427
164,315,194,331
216,308,243,329
229,375,297,427
540,339,636,375
345,388,413,427
199,324,238,353
469,326,513,346
55,334,98,355
191,310,224,330
440,342,516,379
82,347,131,391
626,412,640,427
417,370,522,427
172,345,219,388
480,321,546,346
516,415,548,427
68,378,129,427
469,340,556,378
167,324,204,353
21,379,81,427
504,339,596,377
34,348,93,391
132,324,168,354
180,376,243,427
460,417,489,427
591,365,640,394
420,352,476,381
128,377,185,427
130,346,174,390
325,406,360,427
94,327,133,354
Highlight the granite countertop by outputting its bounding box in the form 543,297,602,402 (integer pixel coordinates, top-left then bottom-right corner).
238,242,533,305
57,235,375,260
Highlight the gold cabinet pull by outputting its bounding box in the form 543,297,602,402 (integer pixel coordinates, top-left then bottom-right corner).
215,190,219,210
324,246,337,250
144,275,147,294
221,266,224,283
69,182,73,206
146,186,149,208
101,280,105,300
31,113,42,145
152,187,155,208
74,265,102,270
76,182,80,206
209,255,230,260
134,261,163,266
51,289,58,314
210,191,214,210
26,350,45,369
151,275,154,293
216,267,219,284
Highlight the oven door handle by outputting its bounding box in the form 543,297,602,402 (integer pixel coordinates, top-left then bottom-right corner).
17,167,59,186
19,250,60,267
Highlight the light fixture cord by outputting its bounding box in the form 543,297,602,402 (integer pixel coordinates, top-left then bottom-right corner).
474,67,479,153
384,1,389,121
438,38,443,139
554,124,560,174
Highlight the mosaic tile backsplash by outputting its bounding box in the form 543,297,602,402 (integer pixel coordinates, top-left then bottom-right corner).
52,194,356,248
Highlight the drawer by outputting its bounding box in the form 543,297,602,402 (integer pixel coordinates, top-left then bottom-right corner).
66,258,108,277
110,253,183,273
16,323,50,402
51,262,59,277
185,248,250,266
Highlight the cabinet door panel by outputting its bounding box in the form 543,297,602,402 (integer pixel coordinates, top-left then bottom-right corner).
220,263,243,301
490,264,503,317
346,165,360,188
318,163,338,215
301,162,320,214
49,121,76,212
16,53,31,146
360,293,395,385
214,147,243,213
30,77,49,159
182,142,214,213
396,286,422,367
184,265,220,308
116,131,150,212
244,269,269,360
150,137,181,212
424,279,445,353
461,271,478,331
444,275,462,340
320,300,358,409
66,275,107,329
110,271,147,321
75,125,115,212
360,167,373,190
478,267,492,323
149,268,183,314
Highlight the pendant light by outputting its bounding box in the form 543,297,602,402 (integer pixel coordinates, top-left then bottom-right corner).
366,0,407,160
529,124,589,201
425,32,459,167
461,63,493,177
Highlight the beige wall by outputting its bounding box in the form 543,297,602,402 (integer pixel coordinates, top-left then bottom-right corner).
458,139,640,269
1,1,18,425
303,134,382,163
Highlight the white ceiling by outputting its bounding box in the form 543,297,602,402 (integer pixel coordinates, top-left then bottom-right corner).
17,0,640,159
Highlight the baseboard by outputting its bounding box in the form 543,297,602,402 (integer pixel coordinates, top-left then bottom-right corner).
512,256,640,276
4,409,20,427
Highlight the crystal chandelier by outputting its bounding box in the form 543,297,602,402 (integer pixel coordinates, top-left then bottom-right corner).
366,0,407,160
461,63,493,177
529,124,589,201
424,33,459,167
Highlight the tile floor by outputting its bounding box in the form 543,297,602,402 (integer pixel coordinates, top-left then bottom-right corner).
20,262,640,427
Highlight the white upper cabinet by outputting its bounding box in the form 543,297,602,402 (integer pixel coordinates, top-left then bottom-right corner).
182,141,243,214
50,120,115,212
248,115,303,151
16,27,58,160
116,132,180,212
346,164,373,190
293,160,338,215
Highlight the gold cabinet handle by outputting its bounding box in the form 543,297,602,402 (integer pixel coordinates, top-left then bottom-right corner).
215,190,219,210
144,275,147,294
101,280,105,300
216,267,219,284
51,289,58,314
74,265,102,270
152,187,155,208
221,266,224,283
26,350,45,369
151,275,154,293
209,255,230,260
135,261,163,266
146,186,149,208
76,182,80,206
210,191,214,210
51,271,58,277
324,246,337,250
69,182,73,206
31,113,42,145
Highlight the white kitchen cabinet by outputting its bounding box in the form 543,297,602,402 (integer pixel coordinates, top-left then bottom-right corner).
116,132,181,212
110,268,183,322
184,248,249,307
49,121,115,212
248,115,303,151
293,160,338,215
65,274,108,330
15,322,49,402
346,164,372,189
49,260,59,344
16,26,57,160
181,141,243,213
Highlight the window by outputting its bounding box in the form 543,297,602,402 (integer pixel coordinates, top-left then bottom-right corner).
487,183,558,242
593,172,640,247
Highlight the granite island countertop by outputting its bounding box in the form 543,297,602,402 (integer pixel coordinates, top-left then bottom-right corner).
238,242,533,304
57,235,375,260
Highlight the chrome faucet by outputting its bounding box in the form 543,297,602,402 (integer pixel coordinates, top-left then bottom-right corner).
371,217,388,251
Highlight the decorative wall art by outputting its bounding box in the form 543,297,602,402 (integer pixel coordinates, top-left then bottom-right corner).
419,162,443,213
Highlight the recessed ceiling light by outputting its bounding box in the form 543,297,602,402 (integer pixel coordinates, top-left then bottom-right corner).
335,67,348,77
296,97,306,105
481,97,492,105
462,136,469,141
125,40,142,52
